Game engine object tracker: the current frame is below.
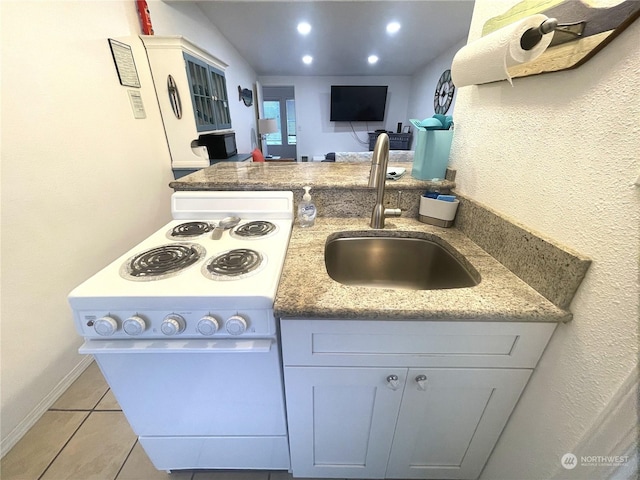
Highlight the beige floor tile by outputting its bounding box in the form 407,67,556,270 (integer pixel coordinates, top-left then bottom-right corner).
95,389,121,411
0,411,88,480
40,411,136,480
116,441,193,480
51,361,109,410
193,470,270,480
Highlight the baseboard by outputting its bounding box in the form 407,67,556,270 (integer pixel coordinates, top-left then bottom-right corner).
550,364,639,479
0,355,94,458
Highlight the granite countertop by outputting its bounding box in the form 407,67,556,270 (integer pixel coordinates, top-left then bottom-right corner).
274,216,571,323
170,162,454,191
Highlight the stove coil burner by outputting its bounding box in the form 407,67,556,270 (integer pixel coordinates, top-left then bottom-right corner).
232,221,277,239
121,243,205,281
203,248,266,280
168,221,212,239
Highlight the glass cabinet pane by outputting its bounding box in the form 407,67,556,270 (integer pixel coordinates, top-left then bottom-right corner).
209,69,231,128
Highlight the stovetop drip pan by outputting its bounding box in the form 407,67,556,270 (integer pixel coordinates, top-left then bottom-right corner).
119,243,206,282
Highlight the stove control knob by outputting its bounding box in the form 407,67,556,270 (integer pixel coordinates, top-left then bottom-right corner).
225,315,247,336
123,315,146,336
197,315,219,336
161,314,185,336
94,316,118,336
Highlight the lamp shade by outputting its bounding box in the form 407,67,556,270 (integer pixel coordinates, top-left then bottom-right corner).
258,118,278,134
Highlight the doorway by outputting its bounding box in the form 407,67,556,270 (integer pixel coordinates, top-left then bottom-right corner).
262,86,297,160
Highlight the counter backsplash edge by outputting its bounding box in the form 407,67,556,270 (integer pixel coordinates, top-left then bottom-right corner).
453,193,591,311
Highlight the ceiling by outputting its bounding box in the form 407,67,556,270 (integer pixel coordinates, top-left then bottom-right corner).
192,0,475,76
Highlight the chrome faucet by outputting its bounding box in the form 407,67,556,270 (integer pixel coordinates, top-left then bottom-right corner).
369,133,402,228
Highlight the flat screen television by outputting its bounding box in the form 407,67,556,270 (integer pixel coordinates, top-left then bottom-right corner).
330,85,388,122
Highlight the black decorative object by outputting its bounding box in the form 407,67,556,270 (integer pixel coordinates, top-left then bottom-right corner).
434,69,455,115
238,86,253,106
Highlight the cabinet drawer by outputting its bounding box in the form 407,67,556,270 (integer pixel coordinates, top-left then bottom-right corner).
280,319,556,368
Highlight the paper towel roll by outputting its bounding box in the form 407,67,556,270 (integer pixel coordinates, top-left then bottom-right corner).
451,14,554,87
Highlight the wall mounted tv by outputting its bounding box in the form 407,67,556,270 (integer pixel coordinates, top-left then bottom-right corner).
330,85,388,122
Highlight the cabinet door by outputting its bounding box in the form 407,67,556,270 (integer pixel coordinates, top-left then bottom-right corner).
184,53,215,132
386,368,531,480
209,66,231,129
284,366,406,478
183,53,231,132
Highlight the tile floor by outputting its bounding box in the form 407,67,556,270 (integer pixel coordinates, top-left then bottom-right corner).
0,362,316,480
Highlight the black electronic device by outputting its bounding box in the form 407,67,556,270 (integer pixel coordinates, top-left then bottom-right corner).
330,85,388,122
198,132,237,159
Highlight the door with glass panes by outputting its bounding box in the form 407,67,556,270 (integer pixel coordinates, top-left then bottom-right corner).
262,86,297,160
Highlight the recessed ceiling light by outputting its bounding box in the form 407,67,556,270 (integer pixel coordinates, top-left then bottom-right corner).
302,55,313,65
368,55,379,64
386,22,401,34
297,22,311,35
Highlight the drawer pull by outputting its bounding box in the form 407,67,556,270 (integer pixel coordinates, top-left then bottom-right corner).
415,374,428,391
386,374,400,390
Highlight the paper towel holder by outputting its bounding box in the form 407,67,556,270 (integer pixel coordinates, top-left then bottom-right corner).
520,17,585,50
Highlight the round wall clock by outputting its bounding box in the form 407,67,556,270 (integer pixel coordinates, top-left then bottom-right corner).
434,69,455,115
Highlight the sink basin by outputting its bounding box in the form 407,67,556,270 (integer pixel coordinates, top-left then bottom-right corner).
324,235,479,290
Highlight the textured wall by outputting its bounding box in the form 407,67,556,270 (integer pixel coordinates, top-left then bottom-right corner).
449,1,639,478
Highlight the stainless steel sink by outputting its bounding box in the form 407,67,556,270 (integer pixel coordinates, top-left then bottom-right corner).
324,235,479,290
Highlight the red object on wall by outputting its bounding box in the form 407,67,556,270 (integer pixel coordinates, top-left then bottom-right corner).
136,0,154,35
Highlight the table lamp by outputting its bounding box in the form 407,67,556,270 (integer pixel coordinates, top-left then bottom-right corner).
258,118,278,158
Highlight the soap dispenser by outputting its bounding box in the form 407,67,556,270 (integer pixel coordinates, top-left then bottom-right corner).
297,186,317,227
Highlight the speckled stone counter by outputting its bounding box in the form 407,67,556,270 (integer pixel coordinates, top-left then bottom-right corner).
169,162,588,323
335,151,414,162
169,162,452,192
274,216,572,323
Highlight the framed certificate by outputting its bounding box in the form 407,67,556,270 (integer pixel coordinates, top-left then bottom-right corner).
108,38,141,88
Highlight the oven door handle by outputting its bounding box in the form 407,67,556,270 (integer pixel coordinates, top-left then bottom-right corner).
79,338,273,355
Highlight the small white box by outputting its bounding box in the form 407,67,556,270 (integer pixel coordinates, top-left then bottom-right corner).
419,196,459,227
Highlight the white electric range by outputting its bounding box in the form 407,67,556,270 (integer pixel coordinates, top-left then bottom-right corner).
68,191,294,472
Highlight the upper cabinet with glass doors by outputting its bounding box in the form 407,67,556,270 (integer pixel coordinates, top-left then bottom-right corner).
140,35,232,169
183,52,231,131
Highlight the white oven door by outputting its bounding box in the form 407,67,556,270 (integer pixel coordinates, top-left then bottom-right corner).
80,338,287,437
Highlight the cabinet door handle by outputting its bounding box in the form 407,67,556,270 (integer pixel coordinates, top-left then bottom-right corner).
415,374,427,391
386,374,400,390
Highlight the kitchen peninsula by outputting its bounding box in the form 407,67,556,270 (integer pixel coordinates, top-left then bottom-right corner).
170,161,453,190
170,161,453,219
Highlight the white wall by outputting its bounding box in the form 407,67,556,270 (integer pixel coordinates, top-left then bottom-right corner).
148,1,259,152
0,0,257,454
258,75,412,159
449,2,639,479
0,0,172,452
408,39,466,120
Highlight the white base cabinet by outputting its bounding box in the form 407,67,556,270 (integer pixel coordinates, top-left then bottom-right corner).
285,366,404,478
280,319,556,480
386,368,530,479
